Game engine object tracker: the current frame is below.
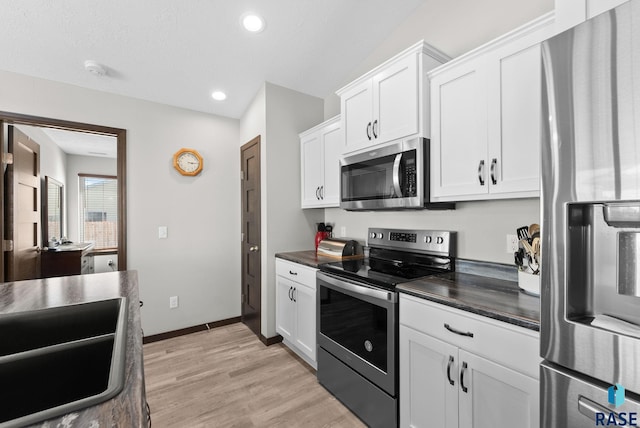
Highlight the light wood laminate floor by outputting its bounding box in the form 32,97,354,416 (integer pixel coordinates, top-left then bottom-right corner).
144,322,366,427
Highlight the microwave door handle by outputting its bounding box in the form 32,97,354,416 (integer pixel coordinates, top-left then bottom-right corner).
392,153,403,197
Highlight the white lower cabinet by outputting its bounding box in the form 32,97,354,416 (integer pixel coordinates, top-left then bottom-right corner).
399,294,540,428
275,258,317,368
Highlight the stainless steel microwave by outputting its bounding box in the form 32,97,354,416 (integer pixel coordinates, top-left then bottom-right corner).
339,137,454,211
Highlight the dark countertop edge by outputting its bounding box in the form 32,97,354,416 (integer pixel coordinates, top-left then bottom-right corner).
398,286,540,332
276,251,539,331
397,268,540,332
0,271,146,427
275,250,342,269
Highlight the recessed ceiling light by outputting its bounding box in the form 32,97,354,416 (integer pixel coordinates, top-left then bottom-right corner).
211,91,227,101
241,13,265,33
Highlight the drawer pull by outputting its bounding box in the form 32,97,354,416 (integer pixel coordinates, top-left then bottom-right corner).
289,270,297,276
444,323,474,338
446,355,455,386
460,362,469,393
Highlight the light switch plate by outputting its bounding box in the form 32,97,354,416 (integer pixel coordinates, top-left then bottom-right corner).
159,226,168,239
169,295,178,309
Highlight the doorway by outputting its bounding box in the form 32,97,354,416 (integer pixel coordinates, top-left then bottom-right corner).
240,136,261,337
0,111,127,281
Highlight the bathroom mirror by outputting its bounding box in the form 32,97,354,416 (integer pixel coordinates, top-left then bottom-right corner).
43,176,63,244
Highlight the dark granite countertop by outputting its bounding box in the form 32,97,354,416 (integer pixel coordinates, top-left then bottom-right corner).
0,271,147,427
275,250,344,268
397,271,540,331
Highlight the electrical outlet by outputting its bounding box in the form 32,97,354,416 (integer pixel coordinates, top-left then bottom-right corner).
158,226,168,239
169,296,178,309
340,226,347,237
506,234,519,253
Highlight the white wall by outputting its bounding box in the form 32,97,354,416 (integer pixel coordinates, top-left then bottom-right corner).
239,82,324,338
0,70,241,336
326,198,540,264
263,82,324,338
65,154,117,243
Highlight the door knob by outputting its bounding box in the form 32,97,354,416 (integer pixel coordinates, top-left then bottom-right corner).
249,246,259,252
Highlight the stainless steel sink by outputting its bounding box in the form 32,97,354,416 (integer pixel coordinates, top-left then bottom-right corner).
0,298,128,428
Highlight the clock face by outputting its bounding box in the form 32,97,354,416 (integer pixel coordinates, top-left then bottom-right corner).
173,149,203,176
178,152,200,173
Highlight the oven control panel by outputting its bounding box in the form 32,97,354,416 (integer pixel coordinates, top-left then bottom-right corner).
367,228,456,256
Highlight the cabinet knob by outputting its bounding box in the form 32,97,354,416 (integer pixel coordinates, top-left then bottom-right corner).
366,122,372,140
447,355,455,386
460,362,469,393
477,160,485,186
372,119,378,139
490,158,498,185
249,246,259,252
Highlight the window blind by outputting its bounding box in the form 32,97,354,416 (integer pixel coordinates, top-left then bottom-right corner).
78,174,118,249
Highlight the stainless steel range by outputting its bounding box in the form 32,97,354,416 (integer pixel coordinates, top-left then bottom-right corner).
316,228,456,428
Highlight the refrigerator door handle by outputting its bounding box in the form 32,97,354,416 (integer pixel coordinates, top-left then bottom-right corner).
578,396,619,422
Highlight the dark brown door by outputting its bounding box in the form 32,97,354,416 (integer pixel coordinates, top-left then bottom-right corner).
241,136,261,336
5,126,41,281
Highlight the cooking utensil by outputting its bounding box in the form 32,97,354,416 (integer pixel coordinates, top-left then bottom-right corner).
528,223,540,237
516,226,530,241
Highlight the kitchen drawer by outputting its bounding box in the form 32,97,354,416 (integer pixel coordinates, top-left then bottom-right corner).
275,259,317,289
400,293,540,379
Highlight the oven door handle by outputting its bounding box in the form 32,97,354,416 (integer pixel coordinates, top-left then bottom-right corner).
392,153,403,198
317,272,397,303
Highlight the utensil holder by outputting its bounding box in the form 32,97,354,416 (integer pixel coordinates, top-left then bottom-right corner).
518,270,540,296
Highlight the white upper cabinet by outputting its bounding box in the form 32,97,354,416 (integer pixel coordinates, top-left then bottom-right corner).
555,0,628,32
300,116,342,208
430,13,554,202
337,41,450,155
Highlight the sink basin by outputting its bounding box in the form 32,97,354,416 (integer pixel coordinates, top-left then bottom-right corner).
0,298,128,428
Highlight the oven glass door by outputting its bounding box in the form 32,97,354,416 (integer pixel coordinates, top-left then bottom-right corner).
317,272,397,391
320,285,389,372
341,149,416,203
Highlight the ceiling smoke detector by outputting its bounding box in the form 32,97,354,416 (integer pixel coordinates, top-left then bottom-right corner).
84,60,108,77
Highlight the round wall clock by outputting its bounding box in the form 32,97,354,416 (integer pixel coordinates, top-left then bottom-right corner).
173,148,203,176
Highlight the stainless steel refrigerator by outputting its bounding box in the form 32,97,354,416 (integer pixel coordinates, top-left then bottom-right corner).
541,0,640,425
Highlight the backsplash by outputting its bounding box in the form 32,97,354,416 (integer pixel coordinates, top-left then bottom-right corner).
324,197,540,265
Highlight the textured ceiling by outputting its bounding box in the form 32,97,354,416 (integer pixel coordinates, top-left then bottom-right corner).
0,0,427,119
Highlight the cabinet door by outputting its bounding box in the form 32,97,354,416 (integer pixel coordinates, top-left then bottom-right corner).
430,58,488,200
293,283,316,362
341,79,373,153
300,132,323,208
458,350,539,428
487,43,541,197
400,325,458,428
320,121,342,206
275,276,295,342
373,54,420,144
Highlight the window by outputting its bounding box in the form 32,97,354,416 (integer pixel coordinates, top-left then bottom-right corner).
79,174,117,249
